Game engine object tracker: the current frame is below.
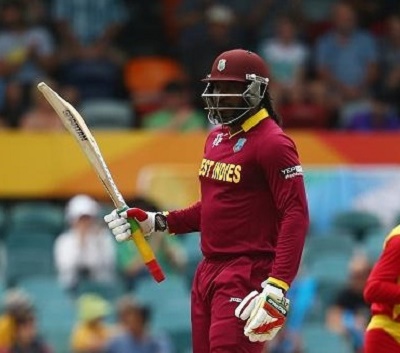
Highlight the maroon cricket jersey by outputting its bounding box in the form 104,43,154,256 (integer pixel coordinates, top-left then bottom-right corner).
167,109,309,285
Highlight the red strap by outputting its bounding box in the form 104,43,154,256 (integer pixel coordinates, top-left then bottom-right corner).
253,303,286,334
126,208,148,222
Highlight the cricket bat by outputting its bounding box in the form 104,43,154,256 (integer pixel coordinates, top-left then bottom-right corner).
37,82,165,283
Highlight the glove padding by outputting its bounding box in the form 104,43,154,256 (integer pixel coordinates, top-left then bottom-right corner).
235,281,290,342
104,208,159,242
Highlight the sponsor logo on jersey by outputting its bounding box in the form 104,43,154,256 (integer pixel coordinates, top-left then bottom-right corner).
229,297,242,303
199,158,241,183
280,165,303,179
233,138,247,153
212,133,224,147
217,59,226,71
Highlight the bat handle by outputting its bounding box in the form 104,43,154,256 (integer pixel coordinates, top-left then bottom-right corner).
127,218,166,283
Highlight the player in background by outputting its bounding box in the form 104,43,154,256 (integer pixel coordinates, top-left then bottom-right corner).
363,225,400,353
105,49,309,353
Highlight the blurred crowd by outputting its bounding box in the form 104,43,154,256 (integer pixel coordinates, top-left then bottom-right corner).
0,288,174,353
0,193,387,353
0,194,188,353
1,0,400,352
0,0,398,131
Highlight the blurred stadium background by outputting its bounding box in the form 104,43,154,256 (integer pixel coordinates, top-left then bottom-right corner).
1,0,400,352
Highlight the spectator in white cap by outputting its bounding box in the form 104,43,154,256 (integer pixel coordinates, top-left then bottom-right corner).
54,195,116,293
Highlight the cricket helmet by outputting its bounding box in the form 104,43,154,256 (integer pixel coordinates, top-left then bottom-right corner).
202,49,270,125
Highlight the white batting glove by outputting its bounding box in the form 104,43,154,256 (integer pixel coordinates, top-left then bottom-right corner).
104,208,167,242
235,280,290,342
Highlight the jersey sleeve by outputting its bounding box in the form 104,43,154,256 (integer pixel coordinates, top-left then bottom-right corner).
364,235,400,305
258,134,309,286
166,201,202,235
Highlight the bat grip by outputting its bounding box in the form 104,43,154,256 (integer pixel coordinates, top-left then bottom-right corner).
127,218,166,283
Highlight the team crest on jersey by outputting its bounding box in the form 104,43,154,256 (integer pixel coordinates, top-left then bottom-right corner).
233,138,246,152
217,59,226,71
212,133,224,147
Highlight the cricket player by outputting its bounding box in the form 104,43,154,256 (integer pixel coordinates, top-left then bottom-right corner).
105,49,309,353
363,225,400,353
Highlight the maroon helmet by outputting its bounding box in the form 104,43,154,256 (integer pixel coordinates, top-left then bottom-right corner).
202,49,270,125
203,49,269,83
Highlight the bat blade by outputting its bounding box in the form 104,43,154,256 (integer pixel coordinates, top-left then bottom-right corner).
37,82,124,209
37,82,165,283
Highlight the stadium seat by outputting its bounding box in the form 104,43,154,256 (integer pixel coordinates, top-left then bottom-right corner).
308,253,351,316
124,56,186,115
9,202,64,235
301,324,353,353
332,210,382,242
393,212,400,227
135,274,190,308
136,163,200,210
134,274,191,353
363,229,386,262
0,204,7,239
19,276,76,353
5,228,55,248
18,276,70,307
5,250,55,285
181,233,202,287
153,307,191,353
309,252,350,285
303,232,356,267
99,202,115,219
5,230,56,284
0,241,5,284
80,99,134,129
75,279,125,302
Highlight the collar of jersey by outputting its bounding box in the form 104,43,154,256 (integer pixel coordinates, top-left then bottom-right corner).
229,108,269,138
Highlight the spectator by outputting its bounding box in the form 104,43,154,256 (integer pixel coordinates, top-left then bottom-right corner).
0,289,34,351
278,80,332,129
316,1,378,105
301,0,337,25
8,305,52,353
240,0,303,48
19,80,66,131
141,80,206,131
344,91,400,131
347,0,389,29
116,196,187,291
0,81,29,128
105,296,172,353
114,1,167,57
179,4,244,109
258,15,309,106
20,0,50,28
0,118,7,129
379,14,400,114
0,1,56,85
174,0,275,51
51,0,127,58
325,252,372,353
51,0,128,102
54,194,116,294
71,294,115,353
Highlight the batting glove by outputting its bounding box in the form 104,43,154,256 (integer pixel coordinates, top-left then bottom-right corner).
235,279,290,342
104,208,168,242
